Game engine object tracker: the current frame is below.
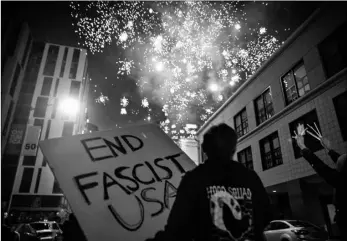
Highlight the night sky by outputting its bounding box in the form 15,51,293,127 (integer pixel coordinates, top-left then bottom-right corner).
2,1,320,131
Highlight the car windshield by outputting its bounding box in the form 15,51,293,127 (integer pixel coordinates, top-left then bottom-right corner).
287,221,317,228
30,223,51,230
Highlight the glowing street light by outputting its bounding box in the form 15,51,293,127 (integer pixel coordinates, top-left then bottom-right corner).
59,98,79,117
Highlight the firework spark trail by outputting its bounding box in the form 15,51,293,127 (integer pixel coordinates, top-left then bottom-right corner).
71,1,281,139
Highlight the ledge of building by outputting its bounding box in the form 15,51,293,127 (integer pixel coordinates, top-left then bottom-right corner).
237,68,347,145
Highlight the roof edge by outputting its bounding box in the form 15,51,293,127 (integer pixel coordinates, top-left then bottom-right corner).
197,5,323,135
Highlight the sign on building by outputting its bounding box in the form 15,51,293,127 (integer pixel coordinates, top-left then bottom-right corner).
6,124,27,155
22,126,41,156
39,123,196,241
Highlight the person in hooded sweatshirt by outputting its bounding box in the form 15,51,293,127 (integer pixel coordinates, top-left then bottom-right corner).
147,123,273,241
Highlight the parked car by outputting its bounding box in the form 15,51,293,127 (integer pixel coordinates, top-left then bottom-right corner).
264,220,329,241
13,221,63,241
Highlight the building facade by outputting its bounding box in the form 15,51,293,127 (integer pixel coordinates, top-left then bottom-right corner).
196,3,346,237
1,21,33,156
179,138,200,165
2,42,90,218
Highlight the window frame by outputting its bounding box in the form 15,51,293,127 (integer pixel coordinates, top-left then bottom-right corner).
280,60,310,106
40,77,53,96
33,97,48,118
59,48,68,78
237,146,253,170
259,131,283,171
43,45,59,76
234,108,249,138
254,87,274,126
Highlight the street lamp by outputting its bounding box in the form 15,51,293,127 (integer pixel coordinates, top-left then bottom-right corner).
59,98,79,117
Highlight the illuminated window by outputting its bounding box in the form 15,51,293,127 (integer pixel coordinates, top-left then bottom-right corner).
281,61,310,105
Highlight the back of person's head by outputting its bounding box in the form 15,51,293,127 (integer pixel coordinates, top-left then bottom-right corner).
202,123,238,160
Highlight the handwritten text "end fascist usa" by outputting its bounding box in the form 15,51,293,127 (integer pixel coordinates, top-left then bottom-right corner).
73,134,187,231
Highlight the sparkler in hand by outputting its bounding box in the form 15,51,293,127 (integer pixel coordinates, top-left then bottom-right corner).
306,122,321,141
306,122,331,150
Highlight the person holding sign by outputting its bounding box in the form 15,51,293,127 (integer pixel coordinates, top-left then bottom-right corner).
147,123,273,241
292,123,347,240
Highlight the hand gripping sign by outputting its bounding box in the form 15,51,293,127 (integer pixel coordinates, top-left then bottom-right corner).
39,123,196,241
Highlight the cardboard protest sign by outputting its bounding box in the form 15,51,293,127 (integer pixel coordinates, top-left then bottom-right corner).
39,123,196,241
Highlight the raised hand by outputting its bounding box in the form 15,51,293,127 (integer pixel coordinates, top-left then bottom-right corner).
292,123,307,150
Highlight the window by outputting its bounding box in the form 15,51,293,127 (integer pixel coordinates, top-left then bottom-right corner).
62,122,74,136
52,178,62,194
333,91,347,141
2,101,14,136
43,45,59,76
69,80,81,99
44,120,51,140
234,108,248,138
319,22,347,78
281,61,310,105
19,168,34,193
268,222,290,231
60,48,68,77
289,110,322,159
237,147,253,170
40,77,53,96
13,105,30,124
53,78,60,97
69,49,80,79
34,118,44,129
34,168,42,193
254,88,274,125
33,97,48,118
10,63,21,97
260,131,283,170
21,34,32,66
23,156,36,166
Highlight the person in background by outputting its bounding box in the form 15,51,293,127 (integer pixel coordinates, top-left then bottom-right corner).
292,123,347,241
147,123,273,241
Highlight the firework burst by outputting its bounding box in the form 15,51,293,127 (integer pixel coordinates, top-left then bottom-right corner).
71,1,281,139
